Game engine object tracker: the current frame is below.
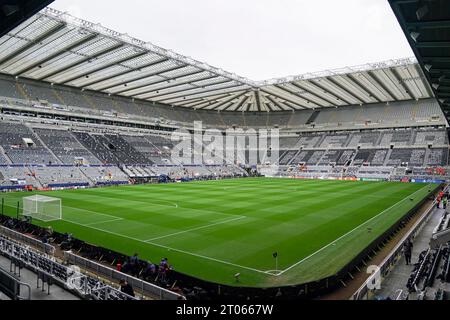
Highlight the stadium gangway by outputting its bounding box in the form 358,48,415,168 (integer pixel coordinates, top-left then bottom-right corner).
63,251,185,300
0,225,55,256
0,265,31,300
350,198,437,300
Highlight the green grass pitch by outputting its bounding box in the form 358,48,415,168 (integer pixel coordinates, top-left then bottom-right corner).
0,178,437,287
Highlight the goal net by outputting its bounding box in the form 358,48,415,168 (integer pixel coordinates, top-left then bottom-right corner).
22,195,62,222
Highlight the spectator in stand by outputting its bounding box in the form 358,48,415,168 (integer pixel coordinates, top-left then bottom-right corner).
121,257,130,274
60,233,73,250
158,258,171,283
119,279,135,298
6,218,15,229
43,226,54,242
142,262,157,281
41,232,49,244
129,253,139,276
403,239,413,265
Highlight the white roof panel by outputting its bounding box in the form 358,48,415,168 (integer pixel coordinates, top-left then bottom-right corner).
0,7,434,112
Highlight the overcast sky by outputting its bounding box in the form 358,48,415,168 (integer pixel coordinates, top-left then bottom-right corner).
50,0,414,81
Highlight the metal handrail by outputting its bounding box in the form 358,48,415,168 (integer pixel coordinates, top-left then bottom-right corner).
0,265,31,300
64,251,185,300
0,225,55,255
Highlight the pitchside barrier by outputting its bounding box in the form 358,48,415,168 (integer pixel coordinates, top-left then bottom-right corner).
63,251,185,300
0,225,55,255
0,235,136,300
350,189,443,300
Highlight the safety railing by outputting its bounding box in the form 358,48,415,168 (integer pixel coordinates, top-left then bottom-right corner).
0,265,31,300
0,225,55,255
0,235,136,300
64,251,185,300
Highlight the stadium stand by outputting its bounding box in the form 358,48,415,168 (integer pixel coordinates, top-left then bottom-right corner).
279,150,298,165
0,122,58,165
0,232,136,300
352,149,389,166
1,1,449,303
104,134,152,164
0,166,36,187
347,132,381,147
385,149,426,166
32,128,102,165
297,134,324,148
0,107,447,188
1,73,445,131
29,166,89,188
145,135,174,164
319,134,350,148
71,132,121,165
79,166,129,185
279,137,301,149
426,149,449,167
414,129,448,146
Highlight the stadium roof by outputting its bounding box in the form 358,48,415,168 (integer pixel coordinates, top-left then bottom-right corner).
389,0,450,122
0,0,54,38
0,7,435,112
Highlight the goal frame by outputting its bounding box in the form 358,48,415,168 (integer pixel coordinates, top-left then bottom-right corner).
22,195,62,222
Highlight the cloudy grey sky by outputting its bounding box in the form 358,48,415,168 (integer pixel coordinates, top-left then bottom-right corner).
50,0,413,81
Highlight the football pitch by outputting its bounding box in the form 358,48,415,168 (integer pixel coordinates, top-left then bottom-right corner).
0,178,437,287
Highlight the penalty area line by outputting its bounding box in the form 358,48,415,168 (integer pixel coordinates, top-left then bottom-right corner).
144,216,246,242
63,218,269,276
83,217,124,226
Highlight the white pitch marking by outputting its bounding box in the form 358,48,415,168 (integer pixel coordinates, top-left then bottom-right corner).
67,191,180,209
63,218,269,275
144,216,246,242
277,184,432,276
84,217,124,226
62,204,122,220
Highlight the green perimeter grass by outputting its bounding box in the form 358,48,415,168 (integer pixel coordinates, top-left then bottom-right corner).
0,178,437,287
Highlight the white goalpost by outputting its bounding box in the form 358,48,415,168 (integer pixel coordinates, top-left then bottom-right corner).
22,195,62,222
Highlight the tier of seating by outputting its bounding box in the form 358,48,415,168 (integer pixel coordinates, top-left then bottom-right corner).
0,166,35,186
0,122,58,165
104,134,153,164
72,132,122,165
352,149,389,166
385,149,426,166
0,153,9,165
279,164,446,180
284,147,449,167
0,117,447,170
79,166,129,184
30,166,89,187
0,233,135,300
0,74,445,130
32,128,102,165
278,128,448,151
0,163,245,188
